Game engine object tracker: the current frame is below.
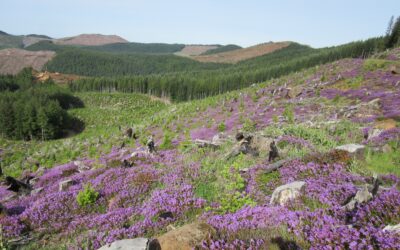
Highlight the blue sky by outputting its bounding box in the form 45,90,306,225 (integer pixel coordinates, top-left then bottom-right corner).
1,0,399,48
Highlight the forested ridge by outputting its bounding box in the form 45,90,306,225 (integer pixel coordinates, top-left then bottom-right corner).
70,38,386,101
0,69,83,140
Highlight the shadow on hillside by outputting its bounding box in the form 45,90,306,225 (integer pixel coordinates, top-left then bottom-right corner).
61,117,85,138
271,237,301,250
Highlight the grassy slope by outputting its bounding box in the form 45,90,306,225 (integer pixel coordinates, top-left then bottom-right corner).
0,93,167,176
2,50,399,177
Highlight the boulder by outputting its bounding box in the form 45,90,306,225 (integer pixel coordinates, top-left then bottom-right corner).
97,238,149,250
58,179,76,192
270,181,306,206
343,185,373,211
74,161,91,173
335,144,365,159
153,222,215,250
383,224,400,234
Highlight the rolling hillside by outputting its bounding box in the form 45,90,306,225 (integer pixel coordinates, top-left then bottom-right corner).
0,48,55,75
1,46,399,249
192,41,291,63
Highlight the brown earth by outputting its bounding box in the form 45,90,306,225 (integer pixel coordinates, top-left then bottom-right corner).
33,71,83,84
191,42,291,64
54,34,128,46
175,45,219,56
0,48,56,75
374,119,397,130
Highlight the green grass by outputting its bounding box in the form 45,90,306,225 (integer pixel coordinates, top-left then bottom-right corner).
0,92,167,176
364,147,400,176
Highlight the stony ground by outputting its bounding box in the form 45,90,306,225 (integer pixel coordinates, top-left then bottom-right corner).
1,48,400,249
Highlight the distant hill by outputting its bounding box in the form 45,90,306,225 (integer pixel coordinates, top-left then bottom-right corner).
192,42,291,63
200,44,242,55
54,34,128,46
0,48,55,75
0,32,23,48
175,45,220,56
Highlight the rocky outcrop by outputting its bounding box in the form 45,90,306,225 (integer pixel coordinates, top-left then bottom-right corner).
383,224,400,234
335,144,365,159
153,222,215,250
97,238,149,250
270,181,306,206
343,185,373,211
58,179,76,192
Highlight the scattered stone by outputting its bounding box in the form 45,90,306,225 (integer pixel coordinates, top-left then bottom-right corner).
97,238,149,250
343,185,373,211
31,187,44,195
58,179,76,192
335,144,365,159
74,161,91,173
154,222,215,250
193,139,220,149
383,224,400,234
270,181,306,206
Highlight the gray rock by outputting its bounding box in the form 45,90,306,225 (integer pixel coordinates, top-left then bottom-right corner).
58,179,76,192
335,144,365,159
343,185,373,211
97,238,149,250
383,224,400,234
270,181,306,206
74,161,90,173
31,187,44,195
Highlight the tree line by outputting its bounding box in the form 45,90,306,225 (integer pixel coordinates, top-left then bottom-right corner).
70,38,385,102
0,69,84,141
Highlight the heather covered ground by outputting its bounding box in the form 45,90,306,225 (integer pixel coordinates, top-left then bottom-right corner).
1,48,400,249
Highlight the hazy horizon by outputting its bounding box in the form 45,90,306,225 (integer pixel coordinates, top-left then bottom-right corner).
1,0,399,48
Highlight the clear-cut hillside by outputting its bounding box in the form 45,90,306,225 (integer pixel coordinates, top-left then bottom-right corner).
0,48,55,75
54,34,128,46
192,41,291,63
175,45,219,56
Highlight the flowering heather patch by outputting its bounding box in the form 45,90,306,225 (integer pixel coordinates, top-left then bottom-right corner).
366,127,400,146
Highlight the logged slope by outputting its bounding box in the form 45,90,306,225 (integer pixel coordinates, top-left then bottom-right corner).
1,47,399,249
54,34,128,46
200,44,242,55
192,42,291,63
0,48,55,75
175,45,220,56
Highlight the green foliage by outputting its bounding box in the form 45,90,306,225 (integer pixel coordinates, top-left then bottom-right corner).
45,49,224,77
364,145,400,176
242,118,257,133
217,122,226,132
0,70,83,140
76,183,99,207
159,130,173,150
363,59,392,71
218,192,256,214
69,38,387,102
283,105,295,123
